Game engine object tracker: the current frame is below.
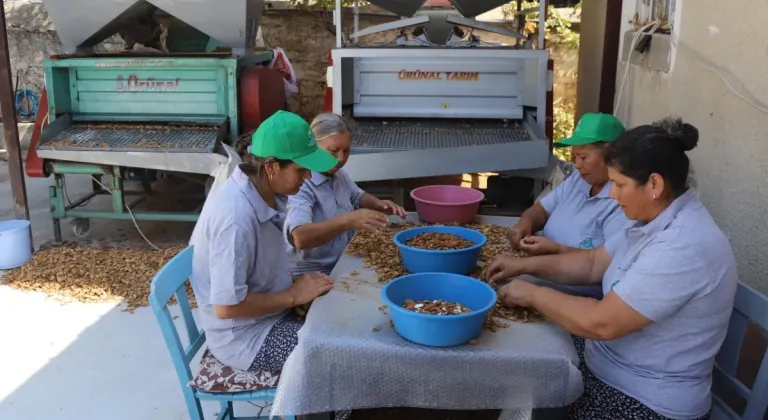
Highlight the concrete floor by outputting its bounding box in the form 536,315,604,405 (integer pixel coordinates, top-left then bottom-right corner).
0,162,272,419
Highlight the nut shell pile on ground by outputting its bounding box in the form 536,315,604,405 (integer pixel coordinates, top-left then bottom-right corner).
347,219,543,328
2,245,191,312
403,299,472,315
405,232,474,250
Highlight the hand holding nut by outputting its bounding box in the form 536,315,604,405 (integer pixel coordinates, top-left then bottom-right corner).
345,209,388,231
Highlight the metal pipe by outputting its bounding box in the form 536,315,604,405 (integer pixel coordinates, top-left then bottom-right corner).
63,210,200,222
49,162,111,175
538,0,546,50
64,190,100,211
0,1,30,224
353,0,359,42
335,0,342,48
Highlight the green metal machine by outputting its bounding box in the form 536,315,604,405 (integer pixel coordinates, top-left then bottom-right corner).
30,0,280,241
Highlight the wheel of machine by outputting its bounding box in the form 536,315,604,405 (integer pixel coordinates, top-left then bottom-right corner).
71,218,91,238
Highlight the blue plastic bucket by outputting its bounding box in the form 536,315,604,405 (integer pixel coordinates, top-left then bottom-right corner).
0,219,32,269
382,272,497,347
393,225,487,275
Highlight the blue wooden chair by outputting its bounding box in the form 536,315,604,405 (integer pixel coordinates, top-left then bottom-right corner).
711,282,768,420
149,246,294,420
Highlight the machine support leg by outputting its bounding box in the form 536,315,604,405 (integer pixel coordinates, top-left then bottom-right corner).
392,184,406,207
111,166,125,214
49,177,66,242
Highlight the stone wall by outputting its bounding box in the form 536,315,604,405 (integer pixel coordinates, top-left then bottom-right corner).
2,2,579,122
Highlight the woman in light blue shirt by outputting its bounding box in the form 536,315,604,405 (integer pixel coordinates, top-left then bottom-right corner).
508,113,629,298
486,117,737,420
284,113,407,276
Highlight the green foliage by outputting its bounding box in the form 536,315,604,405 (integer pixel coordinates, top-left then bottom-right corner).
512,1,580,49
552,105,574,162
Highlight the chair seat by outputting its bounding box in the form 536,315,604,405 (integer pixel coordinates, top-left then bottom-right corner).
189,349,282,394
196,387,278,402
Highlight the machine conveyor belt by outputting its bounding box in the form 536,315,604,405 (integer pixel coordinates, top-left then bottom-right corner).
38,122,221,154
351,119,532,150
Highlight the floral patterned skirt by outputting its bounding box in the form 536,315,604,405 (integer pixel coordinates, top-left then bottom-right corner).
568,336,711,420
250,316,351,420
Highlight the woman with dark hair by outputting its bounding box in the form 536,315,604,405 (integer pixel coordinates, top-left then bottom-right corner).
189,111,341,398
485,117,737,420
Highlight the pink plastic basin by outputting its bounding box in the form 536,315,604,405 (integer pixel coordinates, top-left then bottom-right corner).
410,185,485,224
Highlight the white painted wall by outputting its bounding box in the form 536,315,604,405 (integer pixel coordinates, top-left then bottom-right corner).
616,0,768,293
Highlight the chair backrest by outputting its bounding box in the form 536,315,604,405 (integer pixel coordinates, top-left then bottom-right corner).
713,282,768,420
149,246,206,387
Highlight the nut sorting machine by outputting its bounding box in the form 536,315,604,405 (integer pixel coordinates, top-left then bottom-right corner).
329,0,555,185
25,0,287,240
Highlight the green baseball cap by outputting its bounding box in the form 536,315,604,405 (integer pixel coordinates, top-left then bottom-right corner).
554,113,626,148
250,110,338,172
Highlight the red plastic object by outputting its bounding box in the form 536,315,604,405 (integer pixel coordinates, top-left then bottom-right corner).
239,66,286,135
410,185,485,224
25,87,48,178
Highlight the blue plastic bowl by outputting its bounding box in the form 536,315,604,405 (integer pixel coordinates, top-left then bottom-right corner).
382,272,497,347
393,226,487,275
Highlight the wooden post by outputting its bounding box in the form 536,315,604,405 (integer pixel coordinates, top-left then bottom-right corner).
0,1,30,225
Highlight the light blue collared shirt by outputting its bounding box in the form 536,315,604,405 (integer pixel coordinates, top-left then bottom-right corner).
587,189,738,419
189,166,292,370
538,172,629,297
284,168,365,276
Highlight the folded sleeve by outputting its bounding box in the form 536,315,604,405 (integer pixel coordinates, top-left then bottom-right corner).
611,240,706,322
207,216,258,306
539,173,575,215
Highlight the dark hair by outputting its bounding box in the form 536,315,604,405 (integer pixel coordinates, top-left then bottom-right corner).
235,131,293,179
238,154,292,179
604,116,699,198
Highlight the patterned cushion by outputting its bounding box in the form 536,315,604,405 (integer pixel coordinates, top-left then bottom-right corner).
189,349,280,393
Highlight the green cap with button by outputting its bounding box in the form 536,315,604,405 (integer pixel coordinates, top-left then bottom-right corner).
554,113,626,148
251,110,338,173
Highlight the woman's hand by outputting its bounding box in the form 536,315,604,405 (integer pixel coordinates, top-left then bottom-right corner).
484,255,528,285
377,199,407,219
498,279,539,308
344,209,388,230
290,272,334,306
506,222,532,248
517,236,562,256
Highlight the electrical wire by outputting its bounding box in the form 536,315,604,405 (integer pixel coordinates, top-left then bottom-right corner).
614,21,661,120
91,176,162,251
615,21,768,119
669,35,768,115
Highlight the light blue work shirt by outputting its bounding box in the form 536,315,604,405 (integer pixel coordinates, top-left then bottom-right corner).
189,166,292,371
284,168,365,276
538,172,628,297
587,189,738,419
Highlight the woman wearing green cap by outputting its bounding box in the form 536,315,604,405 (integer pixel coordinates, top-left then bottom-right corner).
188,111,349,420
507,113,629,298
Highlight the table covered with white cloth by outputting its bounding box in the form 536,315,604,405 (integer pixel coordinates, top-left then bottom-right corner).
271,215,584,418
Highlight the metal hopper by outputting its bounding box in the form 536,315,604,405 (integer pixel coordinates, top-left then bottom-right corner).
367,0,510,17
448,0,512,17
41,0,264,56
